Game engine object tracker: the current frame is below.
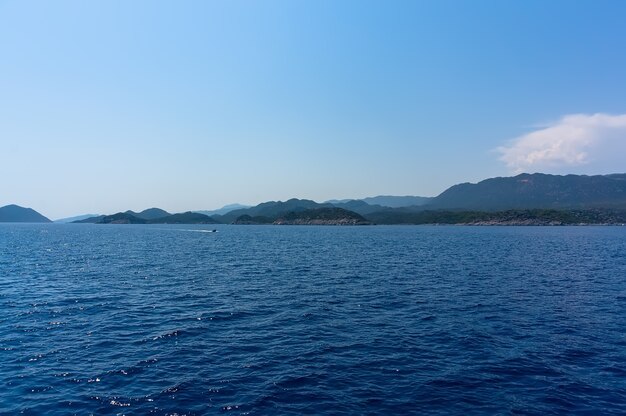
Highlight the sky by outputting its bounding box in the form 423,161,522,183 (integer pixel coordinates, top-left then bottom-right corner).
1,0,626,219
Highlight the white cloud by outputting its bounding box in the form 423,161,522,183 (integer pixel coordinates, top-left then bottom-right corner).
497,113,626,173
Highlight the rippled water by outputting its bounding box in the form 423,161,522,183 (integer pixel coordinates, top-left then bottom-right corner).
1,224,626,415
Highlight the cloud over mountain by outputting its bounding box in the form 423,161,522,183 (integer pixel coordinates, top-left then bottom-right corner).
497,113,626,173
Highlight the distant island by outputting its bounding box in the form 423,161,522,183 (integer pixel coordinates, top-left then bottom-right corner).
234,207,372,225
0,205,51,223
3,173,626,225
75,210,219,225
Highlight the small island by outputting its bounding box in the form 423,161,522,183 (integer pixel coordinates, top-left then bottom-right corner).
234,207,372,225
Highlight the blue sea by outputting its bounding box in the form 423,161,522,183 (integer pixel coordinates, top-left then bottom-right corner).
1,224,626,415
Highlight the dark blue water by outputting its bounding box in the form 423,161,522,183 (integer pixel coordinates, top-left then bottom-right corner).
1,224,626,415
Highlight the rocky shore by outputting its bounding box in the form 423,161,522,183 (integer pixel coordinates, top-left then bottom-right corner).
273,218,371,225
234,207,372,225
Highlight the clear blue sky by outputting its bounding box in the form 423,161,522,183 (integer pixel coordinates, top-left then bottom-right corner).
2,0,626,219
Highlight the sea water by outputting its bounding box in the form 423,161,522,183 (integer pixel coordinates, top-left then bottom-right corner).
1,224,626,415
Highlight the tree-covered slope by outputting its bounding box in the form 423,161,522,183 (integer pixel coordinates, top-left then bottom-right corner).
427,173,626,210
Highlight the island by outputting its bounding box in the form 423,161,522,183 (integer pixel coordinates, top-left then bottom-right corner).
0,205,51,223
234,207,372,225
78,211,218,224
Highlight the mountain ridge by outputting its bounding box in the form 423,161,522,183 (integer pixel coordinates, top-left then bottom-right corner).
81,211,218,224
124,208,171,220
5,172,626,225
194,204,251,217
426,172,626,210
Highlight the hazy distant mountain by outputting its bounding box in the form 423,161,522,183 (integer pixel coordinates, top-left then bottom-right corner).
0,205,51,223
149,212,218,224
325,199,352,204
427,173,626,210
54,214,101,223
74,215,106,223
362,195,432,207
194,203,251,217
125,208,171,220
326,195,432,208
329,200,389,215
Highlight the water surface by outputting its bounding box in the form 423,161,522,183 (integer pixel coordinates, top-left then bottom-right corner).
1,224,626,414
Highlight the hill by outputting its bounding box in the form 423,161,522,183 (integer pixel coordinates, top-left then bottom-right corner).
217,198,326,223
75,208,171,223
96,212,147,224
274,207,372,225
232,215,274,224
125,208,171,220
233,207,371,225
225,200,372,225
427,173,626,211
220,198,392,222
54,172,626,225
0,205,51,223
149,212,218,224
76,211,218,224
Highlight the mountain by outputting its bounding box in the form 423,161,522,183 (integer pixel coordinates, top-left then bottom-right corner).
125,208,171,220
0,205,51,223
194,203,251,217
216,198,326,223
427,173,626,211
223,199,372,225
54,214,101,223
57,172,626,226
149,212,218,224
75,208,170,223
76,211,218,224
